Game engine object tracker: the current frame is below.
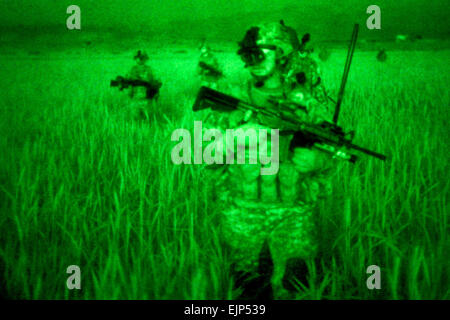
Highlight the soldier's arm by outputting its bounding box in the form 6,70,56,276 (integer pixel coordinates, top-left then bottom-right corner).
142,65,156,82
281,88,329,124
307,58,333,122
288,59,334,175
305,94,333,124
125,66,136,99
289,91,334,175
286,58,332,123
127,65,138,79
197,81,247,131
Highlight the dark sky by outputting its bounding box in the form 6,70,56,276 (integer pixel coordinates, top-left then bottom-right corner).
1,0,448,40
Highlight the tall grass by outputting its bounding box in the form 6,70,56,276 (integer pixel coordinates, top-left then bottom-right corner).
0,47,448,299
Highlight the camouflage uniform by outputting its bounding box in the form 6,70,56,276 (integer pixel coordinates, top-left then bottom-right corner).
126,51,158,120
201,23,333,298
197,45,222,90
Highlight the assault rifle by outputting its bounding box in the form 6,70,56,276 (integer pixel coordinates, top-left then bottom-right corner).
110,76,162,99
192,85,386,163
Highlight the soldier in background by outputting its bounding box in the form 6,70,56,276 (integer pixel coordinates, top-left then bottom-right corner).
197,42,223,90
199,22,334,299
126,50,161,120
376,48,387,62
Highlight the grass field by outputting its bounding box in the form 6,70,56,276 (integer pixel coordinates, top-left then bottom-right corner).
0,44,448,299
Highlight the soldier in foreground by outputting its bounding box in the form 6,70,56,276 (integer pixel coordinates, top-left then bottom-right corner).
195,22,334,299
197,42,223,90
111,50,162,120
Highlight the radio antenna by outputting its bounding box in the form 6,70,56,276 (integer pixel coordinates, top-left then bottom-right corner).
333,23,359,125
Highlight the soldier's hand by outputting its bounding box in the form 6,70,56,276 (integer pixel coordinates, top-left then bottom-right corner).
244,110,253,122
292,147,323,173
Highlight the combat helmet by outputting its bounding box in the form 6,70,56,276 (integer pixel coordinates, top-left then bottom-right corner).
237,22,295,67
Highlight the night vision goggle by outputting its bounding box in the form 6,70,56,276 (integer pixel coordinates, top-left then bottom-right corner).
238,44,277,67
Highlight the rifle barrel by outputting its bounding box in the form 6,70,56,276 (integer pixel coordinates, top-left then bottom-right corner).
348,142,386,161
